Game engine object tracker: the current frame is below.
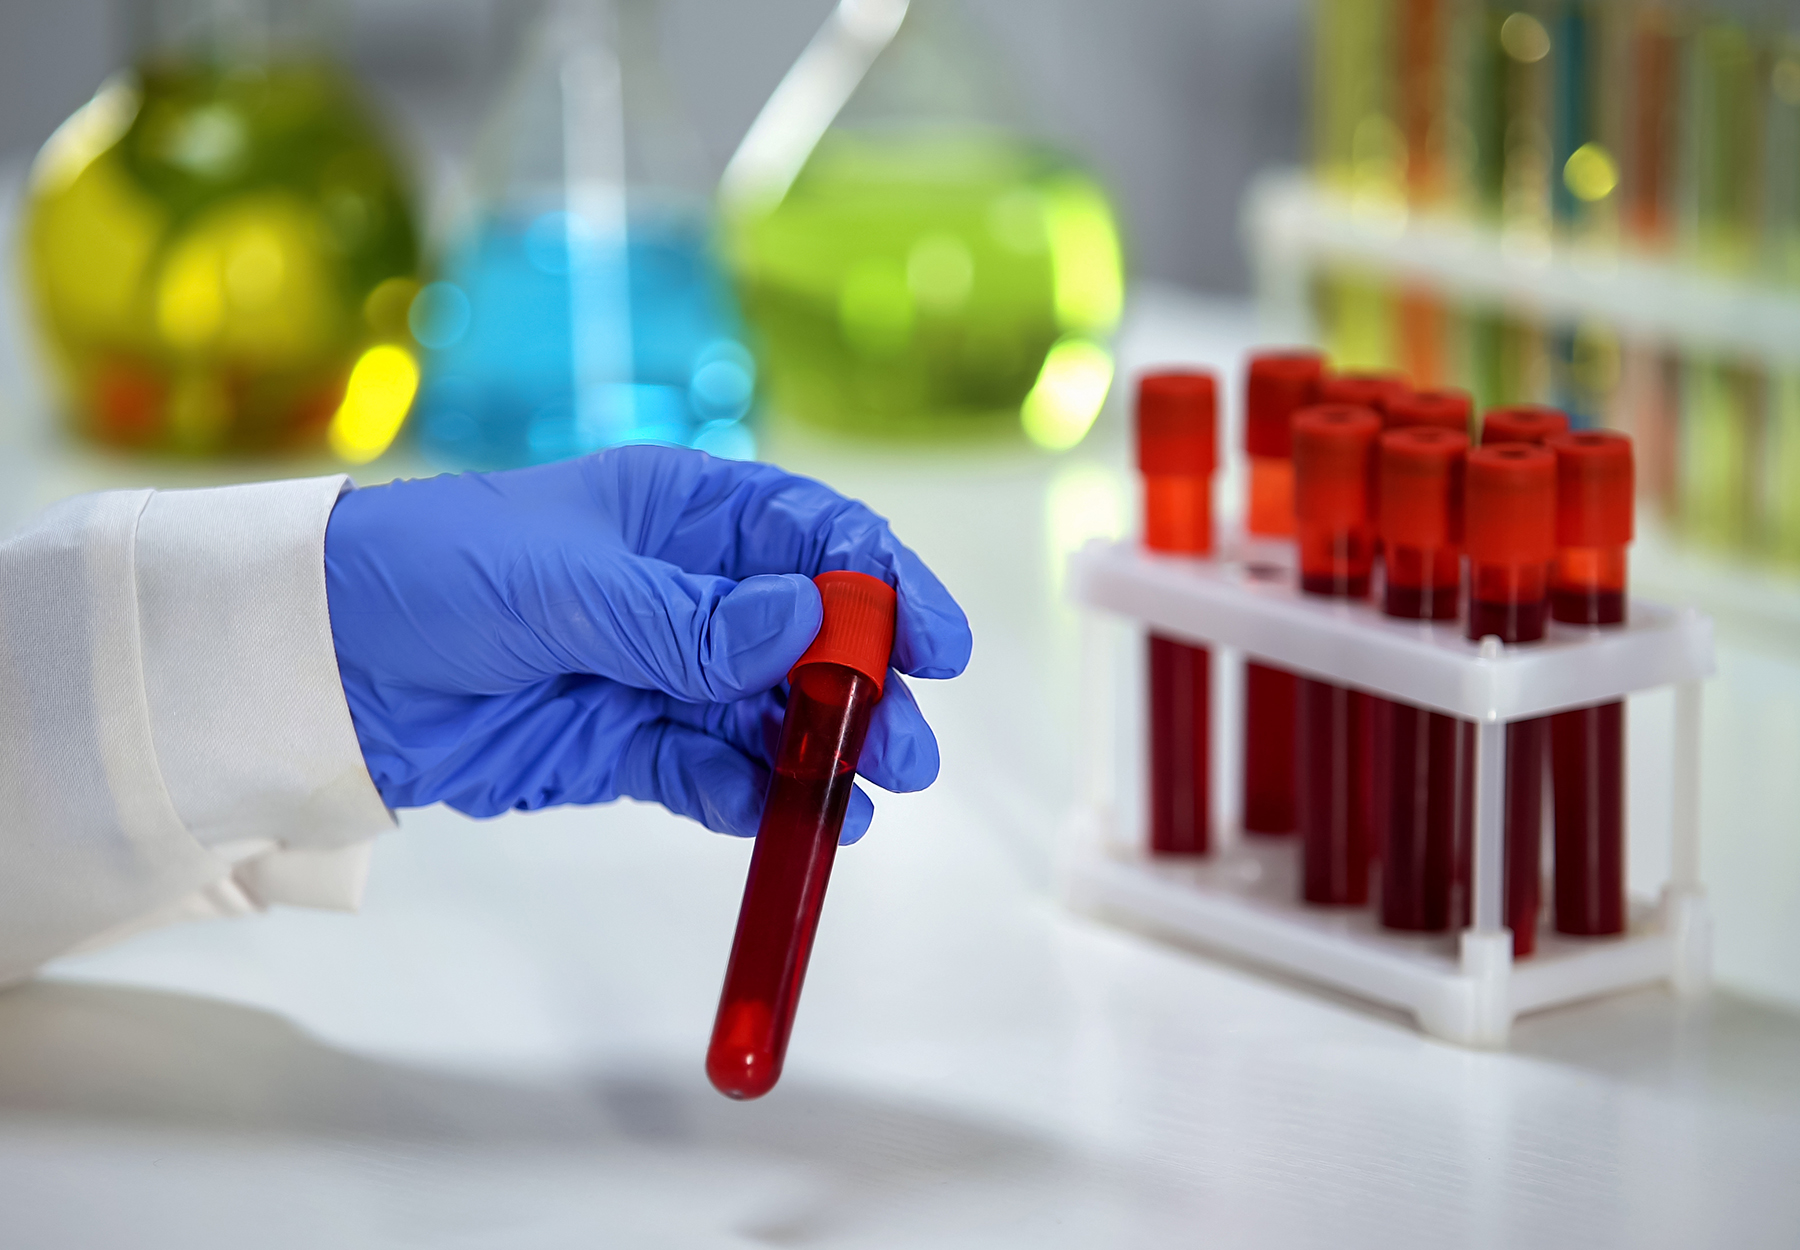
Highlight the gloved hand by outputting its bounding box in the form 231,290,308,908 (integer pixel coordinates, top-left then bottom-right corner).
323,446,971,844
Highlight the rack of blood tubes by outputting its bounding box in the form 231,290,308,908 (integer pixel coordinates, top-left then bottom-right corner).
1063,359,1715,1047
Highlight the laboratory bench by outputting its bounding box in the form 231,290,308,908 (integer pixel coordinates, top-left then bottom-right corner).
2,260,1799,1247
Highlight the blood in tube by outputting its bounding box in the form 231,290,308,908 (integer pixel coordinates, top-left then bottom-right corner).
1293,404,1382,904
707,571,896,1100
1465,444,1558,957
1244,351,1322,540
1385,387,1473,437
1318,372,1410,571
1480,404,1570,446
1242,350,1323,835
1138,371,1217,855
1547,431,1634,937
1375,427,1468,931
1317,370,1411,424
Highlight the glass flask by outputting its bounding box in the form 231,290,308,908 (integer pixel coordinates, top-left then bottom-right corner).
411,0,755,469
719,0,1124,448
20,2,421,460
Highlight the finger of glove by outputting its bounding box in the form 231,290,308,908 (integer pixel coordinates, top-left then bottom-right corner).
512,548,823,702
840,782,875,845
582,448,972,681
656,672,935,795
608,709,874,845
615,720,771,838
658,689,786,769
857,673,939,792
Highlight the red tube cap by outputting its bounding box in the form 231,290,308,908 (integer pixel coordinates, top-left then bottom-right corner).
1246,350,1324,459
1386,388,1473,434
791,571,897,694
1317,371,1409,420
1379,427,1468,548
1465,445,1556,565
1481,404,1570,446
1293,405,1383,529
1548,430,1634,547
1136,371,1217,476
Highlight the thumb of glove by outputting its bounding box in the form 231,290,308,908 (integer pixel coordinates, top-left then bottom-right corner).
518,550,825,702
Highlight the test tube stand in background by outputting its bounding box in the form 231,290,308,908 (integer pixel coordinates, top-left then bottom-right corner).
1062,538,1714,1048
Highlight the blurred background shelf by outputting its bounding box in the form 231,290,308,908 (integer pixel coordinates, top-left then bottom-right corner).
1245,170,1800,370
1633,520,1800,657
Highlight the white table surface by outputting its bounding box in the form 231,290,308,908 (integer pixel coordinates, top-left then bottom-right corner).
2,259,1798,1247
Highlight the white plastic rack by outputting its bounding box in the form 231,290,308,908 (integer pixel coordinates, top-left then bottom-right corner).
1062,538,1716,1047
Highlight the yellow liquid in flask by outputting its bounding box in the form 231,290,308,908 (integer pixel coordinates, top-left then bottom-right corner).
725,131,1123,447
21,60,421,458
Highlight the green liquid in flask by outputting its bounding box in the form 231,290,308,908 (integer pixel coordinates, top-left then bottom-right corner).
21,60,421,459
724,131,1123,447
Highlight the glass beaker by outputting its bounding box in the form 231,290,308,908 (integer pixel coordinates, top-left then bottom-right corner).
719,0,1124,449
410,0,756,469
20,1,422,460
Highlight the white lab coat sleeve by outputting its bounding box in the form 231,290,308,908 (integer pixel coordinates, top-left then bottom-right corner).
0,476,396,982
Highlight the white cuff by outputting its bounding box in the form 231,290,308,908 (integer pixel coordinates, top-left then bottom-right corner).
134,476,397,908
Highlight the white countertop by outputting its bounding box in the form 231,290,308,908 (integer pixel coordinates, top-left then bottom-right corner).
2,270,1798,1247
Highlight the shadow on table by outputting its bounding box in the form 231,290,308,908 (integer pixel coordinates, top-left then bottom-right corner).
1509,984,1800,1114
0,979,1115,1245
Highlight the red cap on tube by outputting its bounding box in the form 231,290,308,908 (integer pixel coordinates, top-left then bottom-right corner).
1465,445,1556,565
1317,371,1409,421
791,571,897,694
1548,430,1634,547
1246,351,1324,459
1136,371,1217,476
1481,404,1570,446
1293,405,1383,529
1386,388,1473,434
1379,427,1468,549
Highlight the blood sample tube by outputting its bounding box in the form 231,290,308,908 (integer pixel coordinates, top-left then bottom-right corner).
1480,404,1570,446
1242,350,1324,836
707,571,896,1100
1293,405,1382,905
1385,387,1473,436
1139,371,1217,856
1376,427,1468,931
1245,351,1323,538
1318,370,1411,424
1465,445,1557,957
1320,372,1410,573
1546,431,1634,937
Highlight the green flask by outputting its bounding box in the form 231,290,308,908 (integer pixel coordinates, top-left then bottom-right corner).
719,0,1123,449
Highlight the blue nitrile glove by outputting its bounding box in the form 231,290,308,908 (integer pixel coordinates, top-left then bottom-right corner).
323,446,971,844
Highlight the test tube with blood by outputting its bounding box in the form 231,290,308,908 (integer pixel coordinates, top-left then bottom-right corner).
1385,387,1473,436
1464,444,1557,957
1375,426,1469,931
1242,351,1323,836
1318,370,1411,424
1138,371,1218,855
1481,404,1570,446
1546,431,1635,937
707,571,896,1100
1292,404,1382,905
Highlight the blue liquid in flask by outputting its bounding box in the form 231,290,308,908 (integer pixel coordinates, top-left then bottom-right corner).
411,207,756,468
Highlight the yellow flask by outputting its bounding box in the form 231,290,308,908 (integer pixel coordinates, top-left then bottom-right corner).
21,59,421,458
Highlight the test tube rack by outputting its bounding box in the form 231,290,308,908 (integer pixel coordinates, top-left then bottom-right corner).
1062,538,1716,1047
